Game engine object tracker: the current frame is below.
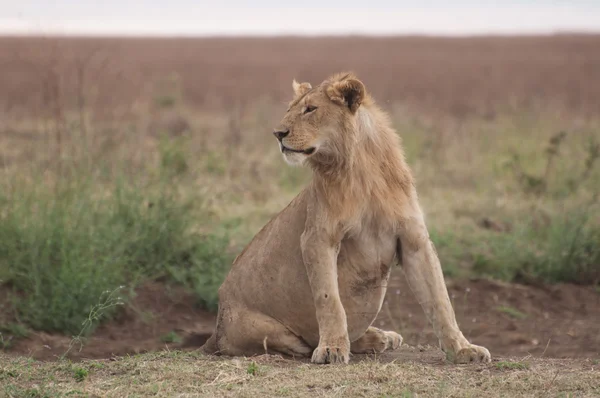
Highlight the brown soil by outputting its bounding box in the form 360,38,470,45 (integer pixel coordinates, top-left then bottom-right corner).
380,271,600,360
3,272,599,362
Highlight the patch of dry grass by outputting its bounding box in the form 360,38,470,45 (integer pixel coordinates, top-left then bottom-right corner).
1,348,598,397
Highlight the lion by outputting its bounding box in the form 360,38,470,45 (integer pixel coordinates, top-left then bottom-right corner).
201,72,491,365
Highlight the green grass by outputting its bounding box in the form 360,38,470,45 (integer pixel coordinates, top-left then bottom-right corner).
247,361,259,376
72,366,89,382
432,204,600,285
425,127,600,285
496,306,528,320
160,331,182,344
0,323,29,350
495,360,530,370
0,164,233,337
469,210,600,285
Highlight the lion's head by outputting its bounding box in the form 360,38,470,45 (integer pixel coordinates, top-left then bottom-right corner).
272,72,367,166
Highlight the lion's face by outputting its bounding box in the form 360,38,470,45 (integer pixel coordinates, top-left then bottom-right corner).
273,73,366,166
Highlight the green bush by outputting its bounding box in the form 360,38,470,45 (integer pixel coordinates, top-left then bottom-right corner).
432,129,599,286
0,174,232,335
471,210,600,285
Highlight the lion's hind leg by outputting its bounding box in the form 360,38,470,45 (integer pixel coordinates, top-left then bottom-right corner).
217,309,313,359
351,326,403,354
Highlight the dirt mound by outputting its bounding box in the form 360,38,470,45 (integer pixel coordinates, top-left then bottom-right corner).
2,273,599,361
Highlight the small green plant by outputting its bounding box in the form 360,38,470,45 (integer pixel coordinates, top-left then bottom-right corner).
507,131,567,196
88,362,105,370
496,306,527,320
569,135,600,191
247,361,258,376
73,367,89,382
61,286,125,359
160,331,182,344
495,361,530,370
0,323,29,350
159,135,189,177
154,95,176,108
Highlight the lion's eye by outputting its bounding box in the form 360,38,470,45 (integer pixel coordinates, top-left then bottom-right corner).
304,105,317,114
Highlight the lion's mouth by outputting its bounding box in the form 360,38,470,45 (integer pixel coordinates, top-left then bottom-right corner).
281,145,316,155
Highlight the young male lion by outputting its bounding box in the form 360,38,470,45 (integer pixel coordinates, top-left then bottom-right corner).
201,72,491,365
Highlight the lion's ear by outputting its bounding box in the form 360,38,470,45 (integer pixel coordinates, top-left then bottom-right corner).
326,75,365,114
292,79,312,97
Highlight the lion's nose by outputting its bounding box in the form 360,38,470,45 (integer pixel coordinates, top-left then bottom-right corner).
273,129,290,140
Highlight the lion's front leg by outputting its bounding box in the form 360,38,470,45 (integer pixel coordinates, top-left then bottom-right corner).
301,226,349,365
398,205,491,364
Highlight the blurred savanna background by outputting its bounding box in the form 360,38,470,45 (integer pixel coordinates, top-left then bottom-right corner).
0,1,599,370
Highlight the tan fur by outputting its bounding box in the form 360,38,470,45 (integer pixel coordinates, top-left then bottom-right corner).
201,72,491,365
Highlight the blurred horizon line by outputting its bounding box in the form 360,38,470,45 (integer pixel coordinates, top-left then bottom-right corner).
1,30,600,39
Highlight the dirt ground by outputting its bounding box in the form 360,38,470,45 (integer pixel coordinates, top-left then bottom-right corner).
4,270,599,362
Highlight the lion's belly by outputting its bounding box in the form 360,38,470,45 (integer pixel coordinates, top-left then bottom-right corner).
283,230,398,344
337,233,397,341
265,230,398,346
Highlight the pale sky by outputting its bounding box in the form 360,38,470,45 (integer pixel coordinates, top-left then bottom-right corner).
2,0,600,36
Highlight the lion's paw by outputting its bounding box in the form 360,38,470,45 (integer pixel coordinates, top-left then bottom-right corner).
452,344,491,364
384,331,403,351
311,342,350,364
